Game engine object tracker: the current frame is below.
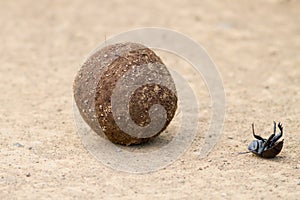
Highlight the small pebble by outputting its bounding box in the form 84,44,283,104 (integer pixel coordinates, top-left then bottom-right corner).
218,22,232,30
297,181,300,185
13,143,24,148
26,173,31,177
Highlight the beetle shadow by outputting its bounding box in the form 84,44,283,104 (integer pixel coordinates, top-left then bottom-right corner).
267,155,285,162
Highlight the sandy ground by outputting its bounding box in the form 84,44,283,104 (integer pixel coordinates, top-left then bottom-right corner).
0,0,300,199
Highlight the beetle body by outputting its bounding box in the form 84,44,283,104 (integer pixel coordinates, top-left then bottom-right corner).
248,122,284,158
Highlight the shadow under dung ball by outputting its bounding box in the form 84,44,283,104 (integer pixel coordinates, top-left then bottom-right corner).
73,42,177,145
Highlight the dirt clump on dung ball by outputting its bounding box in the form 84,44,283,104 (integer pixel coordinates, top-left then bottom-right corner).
73,42,177,145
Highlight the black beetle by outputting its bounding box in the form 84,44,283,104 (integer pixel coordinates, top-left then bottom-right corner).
248,121,284,158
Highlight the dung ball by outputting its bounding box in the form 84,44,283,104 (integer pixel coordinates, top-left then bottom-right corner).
73,42,177,145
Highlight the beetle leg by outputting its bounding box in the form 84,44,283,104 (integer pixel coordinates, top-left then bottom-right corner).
273,121,276,135
258,133,275,154
269,122,283,146
252,123,265,141
278,122,283,132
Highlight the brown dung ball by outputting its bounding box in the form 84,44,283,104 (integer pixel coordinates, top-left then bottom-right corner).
73,42,177,145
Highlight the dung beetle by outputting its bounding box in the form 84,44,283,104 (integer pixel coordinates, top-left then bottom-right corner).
248,121,284,158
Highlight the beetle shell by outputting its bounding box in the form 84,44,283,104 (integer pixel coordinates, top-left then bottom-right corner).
248,140,284,158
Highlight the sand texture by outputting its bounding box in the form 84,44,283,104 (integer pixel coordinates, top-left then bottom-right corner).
0,0,299,199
